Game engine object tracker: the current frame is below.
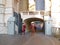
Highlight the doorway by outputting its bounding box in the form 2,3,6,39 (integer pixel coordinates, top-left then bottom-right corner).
24,18,44,33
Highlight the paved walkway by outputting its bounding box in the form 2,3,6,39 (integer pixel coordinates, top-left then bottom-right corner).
23,33,60,45
0,33,60,45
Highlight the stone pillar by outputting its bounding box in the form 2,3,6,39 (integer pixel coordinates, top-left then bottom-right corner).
44,0,52,35
5,0,13,34
0,0,13,34
44,16,52,35
0,0,7,34
5,0,13,25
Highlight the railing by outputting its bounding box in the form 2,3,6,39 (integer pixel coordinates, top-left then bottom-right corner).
52,27,60,38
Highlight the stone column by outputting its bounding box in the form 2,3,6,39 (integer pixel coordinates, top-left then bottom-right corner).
5,0,13,25
44,0,52,35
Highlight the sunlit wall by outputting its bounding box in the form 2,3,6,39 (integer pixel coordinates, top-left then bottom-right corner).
29,0,35,11
51,0,60,27
45,0,60,27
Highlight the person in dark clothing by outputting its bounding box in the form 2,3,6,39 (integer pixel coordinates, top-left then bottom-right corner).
14,12,22,34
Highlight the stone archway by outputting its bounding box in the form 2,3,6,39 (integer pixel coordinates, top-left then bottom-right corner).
24,17,44,33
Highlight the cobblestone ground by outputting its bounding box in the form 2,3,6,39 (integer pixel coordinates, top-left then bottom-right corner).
0,33,60,45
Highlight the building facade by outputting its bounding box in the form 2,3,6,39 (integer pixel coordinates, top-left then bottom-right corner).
0,0,60,35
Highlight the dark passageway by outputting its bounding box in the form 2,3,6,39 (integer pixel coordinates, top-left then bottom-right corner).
24,18,44,33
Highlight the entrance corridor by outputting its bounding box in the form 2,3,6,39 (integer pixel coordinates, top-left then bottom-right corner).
0,33,60,45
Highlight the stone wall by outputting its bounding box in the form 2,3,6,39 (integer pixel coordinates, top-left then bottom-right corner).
0,0,13,34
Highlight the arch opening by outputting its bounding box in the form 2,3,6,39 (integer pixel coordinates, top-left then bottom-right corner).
24,18,44,33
